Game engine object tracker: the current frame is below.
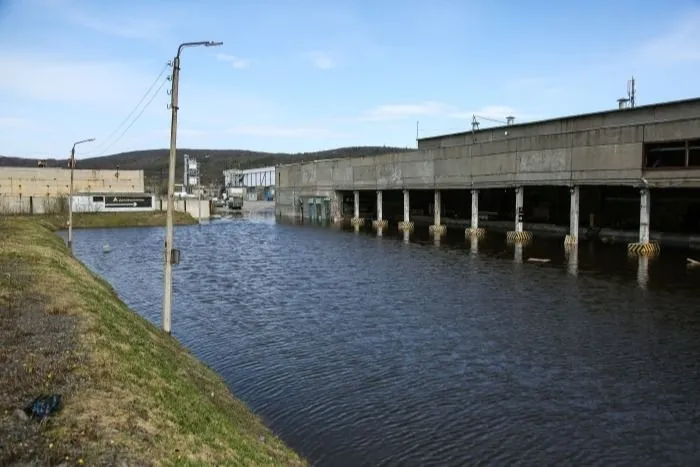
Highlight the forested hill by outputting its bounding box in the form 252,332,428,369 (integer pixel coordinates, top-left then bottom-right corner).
0,145,413,186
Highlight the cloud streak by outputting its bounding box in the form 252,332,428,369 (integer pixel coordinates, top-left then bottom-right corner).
0,50,168,113
304,51,336,70
227,125,348,138
216,53,251,69
29,0,177,42
0,116,30,128
637,9,700,64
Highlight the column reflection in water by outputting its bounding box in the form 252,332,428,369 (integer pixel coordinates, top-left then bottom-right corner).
403,229,410,244
354,224,360,234
470,236,479,256
637,256,649,289
433,234,441,247
566,245,579,276
377,227,383,237
514,243,523,263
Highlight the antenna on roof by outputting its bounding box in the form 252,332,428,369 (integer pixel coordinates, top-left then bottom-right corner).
628,76,636,108
618,76,636,110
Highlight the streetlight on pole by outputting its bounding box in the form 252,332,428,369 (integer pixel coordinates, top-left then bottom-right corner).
163,40,223,334
68,137,96,253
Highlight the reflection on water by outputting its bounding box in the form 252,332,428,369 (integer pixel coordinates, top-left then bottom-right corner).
72,218,700,466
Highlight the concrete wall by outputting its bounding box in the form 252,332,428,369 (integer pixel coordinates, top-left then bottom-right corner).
0,193,156,215
0,194,66,215
0,167,145,197
156,197,211,220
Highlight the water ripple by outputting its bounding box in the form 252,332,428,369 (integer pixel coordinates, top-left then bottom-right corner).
72,219,700,466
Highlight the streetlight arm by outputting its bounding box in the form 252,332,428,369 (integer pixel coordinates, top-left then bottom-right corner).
177,41,223,58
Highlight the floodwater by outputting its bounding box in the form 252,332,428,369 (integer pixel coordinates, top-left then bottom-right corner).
70,216,700,466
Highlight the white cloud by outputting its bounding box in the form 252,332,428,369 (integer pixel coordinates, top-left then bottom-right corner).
359,101,449,121
216,53,251,69
30,0,176,41
304,51,336,70
0,117,30,128
359,101,539,123
0,50,164,110
638,9,700,64
227,125,348,138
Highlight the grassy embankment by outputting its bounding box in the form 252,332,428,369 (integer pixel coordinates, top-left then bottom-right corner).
32,210,199,230
0,218,306,466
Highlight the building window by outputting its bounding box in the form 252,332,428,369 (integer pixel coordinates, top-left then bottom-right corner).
644,141,687,169
689,139,700,167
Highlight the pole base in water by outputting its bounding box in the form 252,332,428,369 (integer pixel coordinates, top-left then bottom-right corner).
398,221,414,232
506,231,533,244
627,241,660,257
564,234,578,246
428,224,447,236
465,227,486,238
372,219,388,230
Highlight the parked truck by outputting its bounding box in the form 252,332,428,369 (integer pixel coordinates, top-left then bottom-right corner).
224,186,245,210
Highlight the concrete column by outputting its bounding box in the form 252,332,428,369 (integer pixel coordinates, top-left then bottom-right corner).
515,186,524,233
565,186,580,246
330,191,341,223
506,186,532,243
353,190,360,219
627,187,658,256
570,186,579,241
399,189,413,231
639,188,650,244
466,189,485,238
429,189,445,236
471,189,479,229
372,190,387,231
403,189,410,222
433,190,441,226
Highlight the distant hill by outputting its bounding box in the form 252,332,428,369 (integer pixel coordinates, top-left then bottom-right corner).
0,146,413,191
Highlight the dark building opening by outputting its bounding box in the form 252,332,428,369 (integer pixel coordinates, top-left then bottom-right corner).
644,140,687,168
644,138,700,169
689,139,700,167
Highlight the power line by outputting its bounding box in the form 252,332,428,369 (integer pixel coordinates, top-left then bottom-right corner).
94,77,169,157
90,62,170,156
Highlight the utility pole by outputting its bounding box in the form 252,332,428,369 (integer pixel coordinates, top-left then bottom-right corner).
67,137,95,253
163,40,222,334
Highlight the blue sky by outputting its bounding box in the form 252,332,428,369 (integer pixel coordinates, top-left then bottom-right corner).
1,0,700,159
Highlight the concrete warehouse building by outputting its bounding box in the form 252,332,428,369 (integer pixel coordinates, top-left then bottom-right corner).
275,96,700,254
0,167,145,197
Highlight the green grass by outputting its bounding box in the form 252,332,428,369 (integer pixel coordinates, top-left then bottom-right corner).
0,218,306,466
16,210,199,230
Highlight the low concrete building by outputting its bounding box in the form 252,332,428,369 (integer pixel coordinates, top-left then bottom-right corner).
0,167,145,197
275,97,700,253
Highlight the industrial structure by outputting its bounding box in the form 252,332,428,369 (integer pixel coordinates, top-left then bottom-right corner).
0,166,152,215
182,153,201,194
223,166,275,201
275,96,700,256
